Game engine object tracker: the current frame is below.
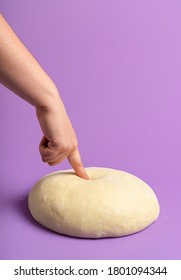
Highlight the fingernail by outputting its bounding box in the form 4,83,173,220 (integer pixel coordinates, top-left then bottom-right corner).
84,173,89,180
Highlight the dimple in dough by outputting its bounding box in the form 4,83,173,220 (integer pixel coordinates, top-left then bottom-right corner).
28,167,160,238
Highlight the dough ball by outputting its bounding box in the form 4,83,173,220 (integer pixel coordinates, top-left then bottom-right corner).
28,167,160,238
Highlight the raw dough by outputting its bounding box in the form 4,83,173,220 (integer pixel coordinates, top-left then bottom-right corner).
28,167,160,238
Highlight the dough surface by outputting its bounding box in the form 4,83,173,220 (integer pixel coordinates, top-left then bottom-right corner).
28,167,160,238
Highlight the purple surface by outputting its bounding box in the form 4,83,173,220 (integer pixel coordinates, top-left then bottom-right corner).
0,0,181,260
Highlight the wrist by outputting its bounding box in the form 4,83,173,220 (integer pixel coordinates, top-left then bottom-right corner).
36,86,65,114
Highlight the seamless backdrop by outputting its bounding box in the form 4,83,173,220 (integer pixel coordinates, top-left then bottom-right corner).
0,0,181,259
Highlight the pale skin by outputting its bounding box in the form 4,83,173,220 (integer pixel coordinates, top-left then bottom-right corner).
0,14,89,180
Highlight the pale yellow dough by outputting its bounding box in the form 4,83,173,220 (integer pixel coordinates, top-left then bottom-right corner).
28,167,160,238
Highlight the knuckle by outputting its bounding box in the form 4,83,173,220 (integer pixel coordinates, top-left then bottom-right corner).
53,138,78,154
70,137,78,150
73,135,78,146
42,157,48,163
70,142,77,152
62,141,77,154
74,138,78,148
61,142,69,152
48,162,55,166
40,150,56,162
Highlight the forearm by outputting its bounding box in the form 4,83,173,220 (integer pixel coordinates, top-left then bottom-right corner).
0,14,60,111
0,14,88,179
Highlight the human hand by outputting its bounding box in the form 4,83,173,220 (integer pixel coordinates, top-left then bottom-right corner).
36,99,89,180
0,14,88,179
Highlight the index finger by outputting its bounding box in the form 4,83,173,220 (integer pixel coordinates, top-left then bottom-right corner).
68,148,89,180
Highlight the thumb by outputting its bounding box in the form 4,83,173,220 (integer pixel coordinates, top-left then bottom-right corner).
68,148,89,180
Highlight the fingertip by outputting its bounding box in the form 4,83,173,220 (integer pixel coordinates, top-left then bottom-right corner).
83,172,89,180
78,172,89,180
74,167,89,180
68,148,89,180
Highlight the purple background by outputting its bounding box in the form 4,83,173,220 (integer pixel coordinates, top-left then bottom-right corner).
0,0,181,260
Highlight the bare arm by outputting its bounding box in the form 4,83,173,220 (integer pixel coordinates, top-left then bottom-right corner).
0,14,89,180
